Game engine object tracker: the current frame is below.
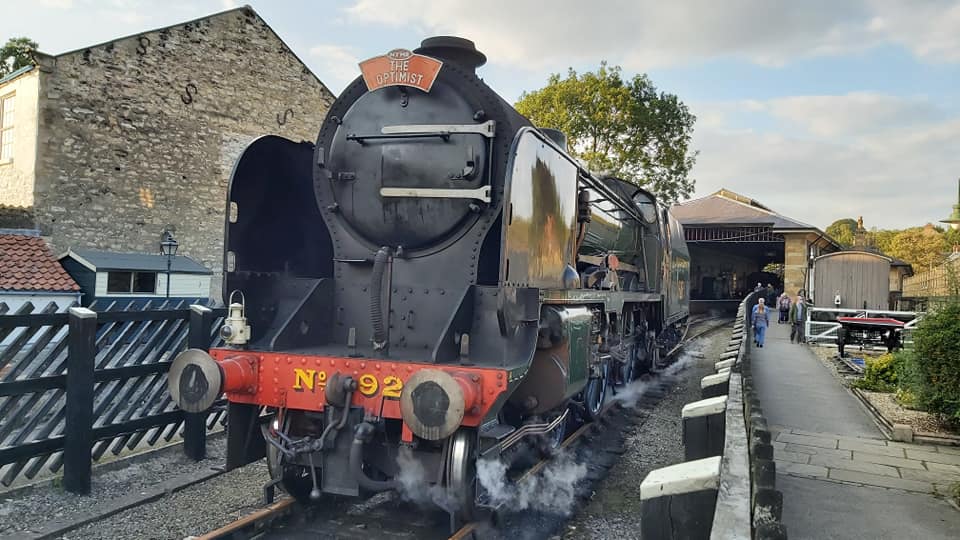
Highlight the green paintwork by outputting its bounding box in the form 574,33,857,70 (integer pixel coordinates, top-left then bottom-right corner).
564,305,592,387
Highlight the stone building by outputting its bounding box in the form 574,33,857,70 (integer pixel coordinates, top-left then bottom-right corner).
671,189,839,310
0,7,335,300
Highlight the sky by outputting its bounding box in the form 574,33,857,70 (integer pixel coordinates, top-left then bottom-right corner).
3,0,959,231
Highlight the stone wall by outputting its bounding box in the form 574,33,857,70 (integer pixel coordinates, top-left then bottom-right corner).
783,234,808,298
0,68,40,208
34,7,335,301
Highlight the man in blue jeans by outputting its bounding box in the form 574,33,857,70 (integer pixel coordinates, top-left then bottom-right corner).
752,297,771,347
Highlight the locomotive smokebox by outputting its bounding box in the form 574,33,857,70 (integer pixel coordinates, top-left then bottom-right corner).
414,36,486,71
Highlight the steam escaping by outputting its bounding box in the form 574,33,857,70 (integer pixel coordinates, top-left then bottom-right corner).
477,451,587,516
613,349,700,407
395,446,458,512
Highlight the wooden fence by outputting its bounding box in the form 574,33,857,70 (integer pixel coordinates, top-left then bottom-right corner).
0,300,225,493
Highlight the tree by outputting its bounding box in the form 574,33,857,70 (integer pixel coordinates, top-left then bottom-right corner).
871,228,898,255
515,62,698,204
825,218,857,247
888,226,948,269
0,37,38,77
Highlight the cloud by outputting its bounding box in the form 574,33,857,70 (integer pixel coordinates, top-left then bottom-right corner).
344,0,960,70
756,93,942,138
690,94,960,229
37,0,74,7
308,43,362,94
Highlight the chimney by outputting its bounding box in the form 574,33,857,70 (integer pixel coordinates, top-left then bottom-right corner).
414,36,486,72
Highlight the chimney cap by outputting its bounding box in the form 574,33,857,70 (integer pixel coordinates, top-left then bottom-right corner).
415,36,486,70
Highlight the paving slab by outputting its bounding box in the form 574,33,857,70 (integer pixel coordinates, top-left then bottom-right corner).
779,474,960,540
775,449,812,464
839,440,907,457
827,468,935,493
925,461,960,475
776,432,838,449
808,456,900,478
852,451,926,470
906,449,960,466
900,467,960,484
782,443,853,460
775,461,828,479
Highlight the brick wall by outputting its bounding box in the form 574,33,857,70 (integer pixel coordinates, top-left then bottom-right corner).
34,8,334,301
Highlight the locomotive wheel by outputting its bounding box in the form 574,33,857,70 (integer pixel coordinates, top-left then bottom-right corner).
583,365,607,421
620,346,637,384
264,427,320,503
445,429,478,522
540,410,568,457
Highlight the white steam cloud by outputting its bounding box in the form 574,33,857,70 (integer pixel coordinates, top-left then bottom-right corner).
612,348,700,407
395,446,458,512
477,451,587,516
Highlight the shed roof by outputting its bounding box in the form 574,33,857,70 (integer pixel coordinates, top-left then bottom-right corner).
0,234,80,292
60,248,212,275
671,188,819,230
817,249,914,273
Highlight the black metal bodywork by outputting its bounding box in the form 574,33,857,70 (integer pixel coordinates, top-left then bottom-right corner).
220,37,690,506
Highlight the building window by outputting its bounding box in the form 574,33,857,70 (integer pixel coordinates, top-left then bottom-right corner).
0,93,13,162
107,271,158,294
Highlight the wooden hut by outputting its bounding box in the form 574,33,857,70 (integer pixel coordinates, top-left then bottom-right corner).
812,250,895,310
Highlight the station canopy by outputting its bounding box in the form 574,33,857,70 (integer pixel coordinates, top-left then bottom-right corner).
671,189,836,301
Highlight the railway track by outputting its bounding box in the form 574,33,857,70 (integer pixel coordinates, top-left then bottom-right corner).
197,317,732,540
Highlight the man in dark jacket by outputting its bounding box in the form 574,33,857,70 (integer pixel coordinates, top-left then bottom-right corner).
788,295,807,344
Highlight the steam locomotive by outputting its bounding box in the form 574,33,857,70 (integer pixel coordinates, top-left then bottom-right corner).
168,36,689,520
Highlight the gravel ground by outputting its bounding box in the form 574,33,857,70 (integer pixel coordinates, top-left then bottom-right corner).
560,331,729,540
62,452,270,539
808,345,872,384
0,435,274,540
858,390,949,434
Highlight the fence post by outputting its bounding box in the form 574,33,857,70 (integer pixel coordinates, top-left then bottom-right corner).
64,307,97,494
184,304,214,461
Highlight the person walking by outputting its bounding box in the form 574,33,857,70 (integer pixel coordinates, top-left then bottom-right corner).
777,292,790,324
765,283,776,306
751,297,771,348
789,294,807,344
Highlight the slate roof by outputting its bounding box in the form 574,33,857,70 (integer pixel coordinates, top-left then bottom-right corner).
671,188,819,230
0,234,80,292
61,249,212,275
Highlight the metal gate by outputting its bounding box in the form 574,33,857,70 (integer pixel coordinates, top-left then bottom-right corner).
804,307,922,349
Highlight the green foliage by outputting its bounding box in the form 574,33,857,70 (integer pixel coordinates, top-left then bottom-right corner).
912,301,960,422
871,228,898,255
854,353,901,392
826,218,857,247
823,218,951,270
0,37,38,77
894,349,925,408
515,62,698,204
889,227,948,269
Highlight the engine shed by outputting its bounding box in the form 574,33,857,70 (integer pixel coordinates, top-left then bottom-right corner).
670,189,839,312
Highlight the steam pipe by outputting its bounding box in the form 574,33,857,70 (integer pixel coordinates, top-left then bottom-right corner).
370,247,391,350
350,422,398,492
